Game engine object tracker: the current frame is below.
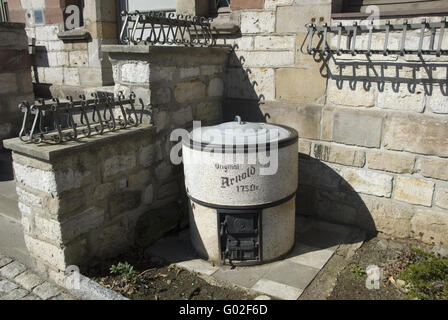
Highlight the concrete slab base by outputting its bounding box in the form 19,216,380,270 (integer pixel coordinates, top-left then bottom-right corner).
146,216,362,300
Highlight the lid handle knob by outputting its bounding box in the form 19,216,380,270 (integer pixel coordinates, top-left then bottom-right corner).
235,115,242,125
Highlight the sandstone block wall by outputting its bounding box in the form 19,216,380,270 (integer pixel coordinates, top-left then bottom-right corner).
7,0,117,98
4,45,229,284
104,46,229,127
6,127,173,284
220,0,448,245
0,22,34,146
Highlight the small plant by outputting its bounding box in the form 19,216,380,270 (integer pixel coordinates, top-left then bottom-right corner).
399,248,448,300
351,264,366,276
110,262,136,278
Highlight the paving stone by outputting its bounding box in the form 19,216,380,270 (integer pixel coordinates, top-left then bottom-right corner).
254,295,272,300
0,256,12,268
146,234,197,263
50,293,75,300
285,243,335,270
0,288,29,300
20,294,42,300
14,271,44,291
32,281,62,300
310,219,354,238
252,279,303,300
146,225,341,301
262,261,320,291
295,227,343,251
0,279,18,294
213,264,275,289
0,261,26,279
176,259,219,276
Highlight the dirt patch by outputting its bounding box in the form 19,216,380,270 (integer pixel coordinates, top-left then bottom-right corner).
329,236,435,300
86,247,256,300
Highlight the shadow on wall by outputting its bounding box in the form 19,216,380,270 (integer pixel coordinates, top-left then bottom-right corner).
31,45,48,83
295,22,448,96
31,45,55,98
221,50,377,242
325,56,448,96
305,46,448,97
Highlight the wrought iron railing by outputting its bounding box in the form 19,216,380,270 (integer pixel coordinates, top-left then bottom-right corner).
119,10,216,47
18,92,146,144
306,17,448,57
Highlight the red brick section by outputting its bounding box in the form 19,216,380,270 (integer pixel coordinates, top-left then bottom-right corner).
8,9,26,23
48,0,81,8
44,7,64,23
46,0,63,8
6,0,22,10
230,0,264,10
0,50,31,73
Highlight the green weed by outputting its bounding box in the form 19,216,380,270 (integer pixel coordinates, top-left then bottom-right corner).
399,249,448,300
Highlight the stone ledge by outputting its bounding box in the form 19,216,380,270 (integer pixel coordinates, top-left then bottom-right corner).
102,44,231,56
57,29,91,42
3,125,155,162
0,22,26,30
211,10,241,36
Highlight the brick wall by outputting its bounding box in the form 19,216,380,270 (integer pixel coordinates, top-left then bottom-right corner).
0,22,34,146
220,0,448,245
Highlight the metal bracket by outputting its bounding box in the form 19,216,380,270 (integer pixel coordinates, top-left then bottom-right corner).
306,17,448,57
18,92,144,145
119,10,216,47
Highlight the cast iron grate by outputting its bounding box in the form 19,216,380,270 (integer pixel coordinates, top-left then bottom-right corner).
219,209,262,265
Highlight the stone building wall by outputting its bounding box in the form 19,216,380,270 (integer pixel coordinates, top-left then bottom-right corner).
4,45,229,284
7,0,117,98
219,0,448,245
0,22,34,146
8,127,159,283
104,46,228,127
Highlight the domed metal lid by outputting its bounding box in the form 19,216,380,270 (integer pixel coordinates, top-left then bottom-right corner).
186,116,298,151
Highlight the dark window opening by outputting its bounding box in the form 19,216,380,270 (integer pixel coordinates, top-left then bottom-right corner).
0,1,9,22
210,0,231,16
332,0,448,18
217,0,230,9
